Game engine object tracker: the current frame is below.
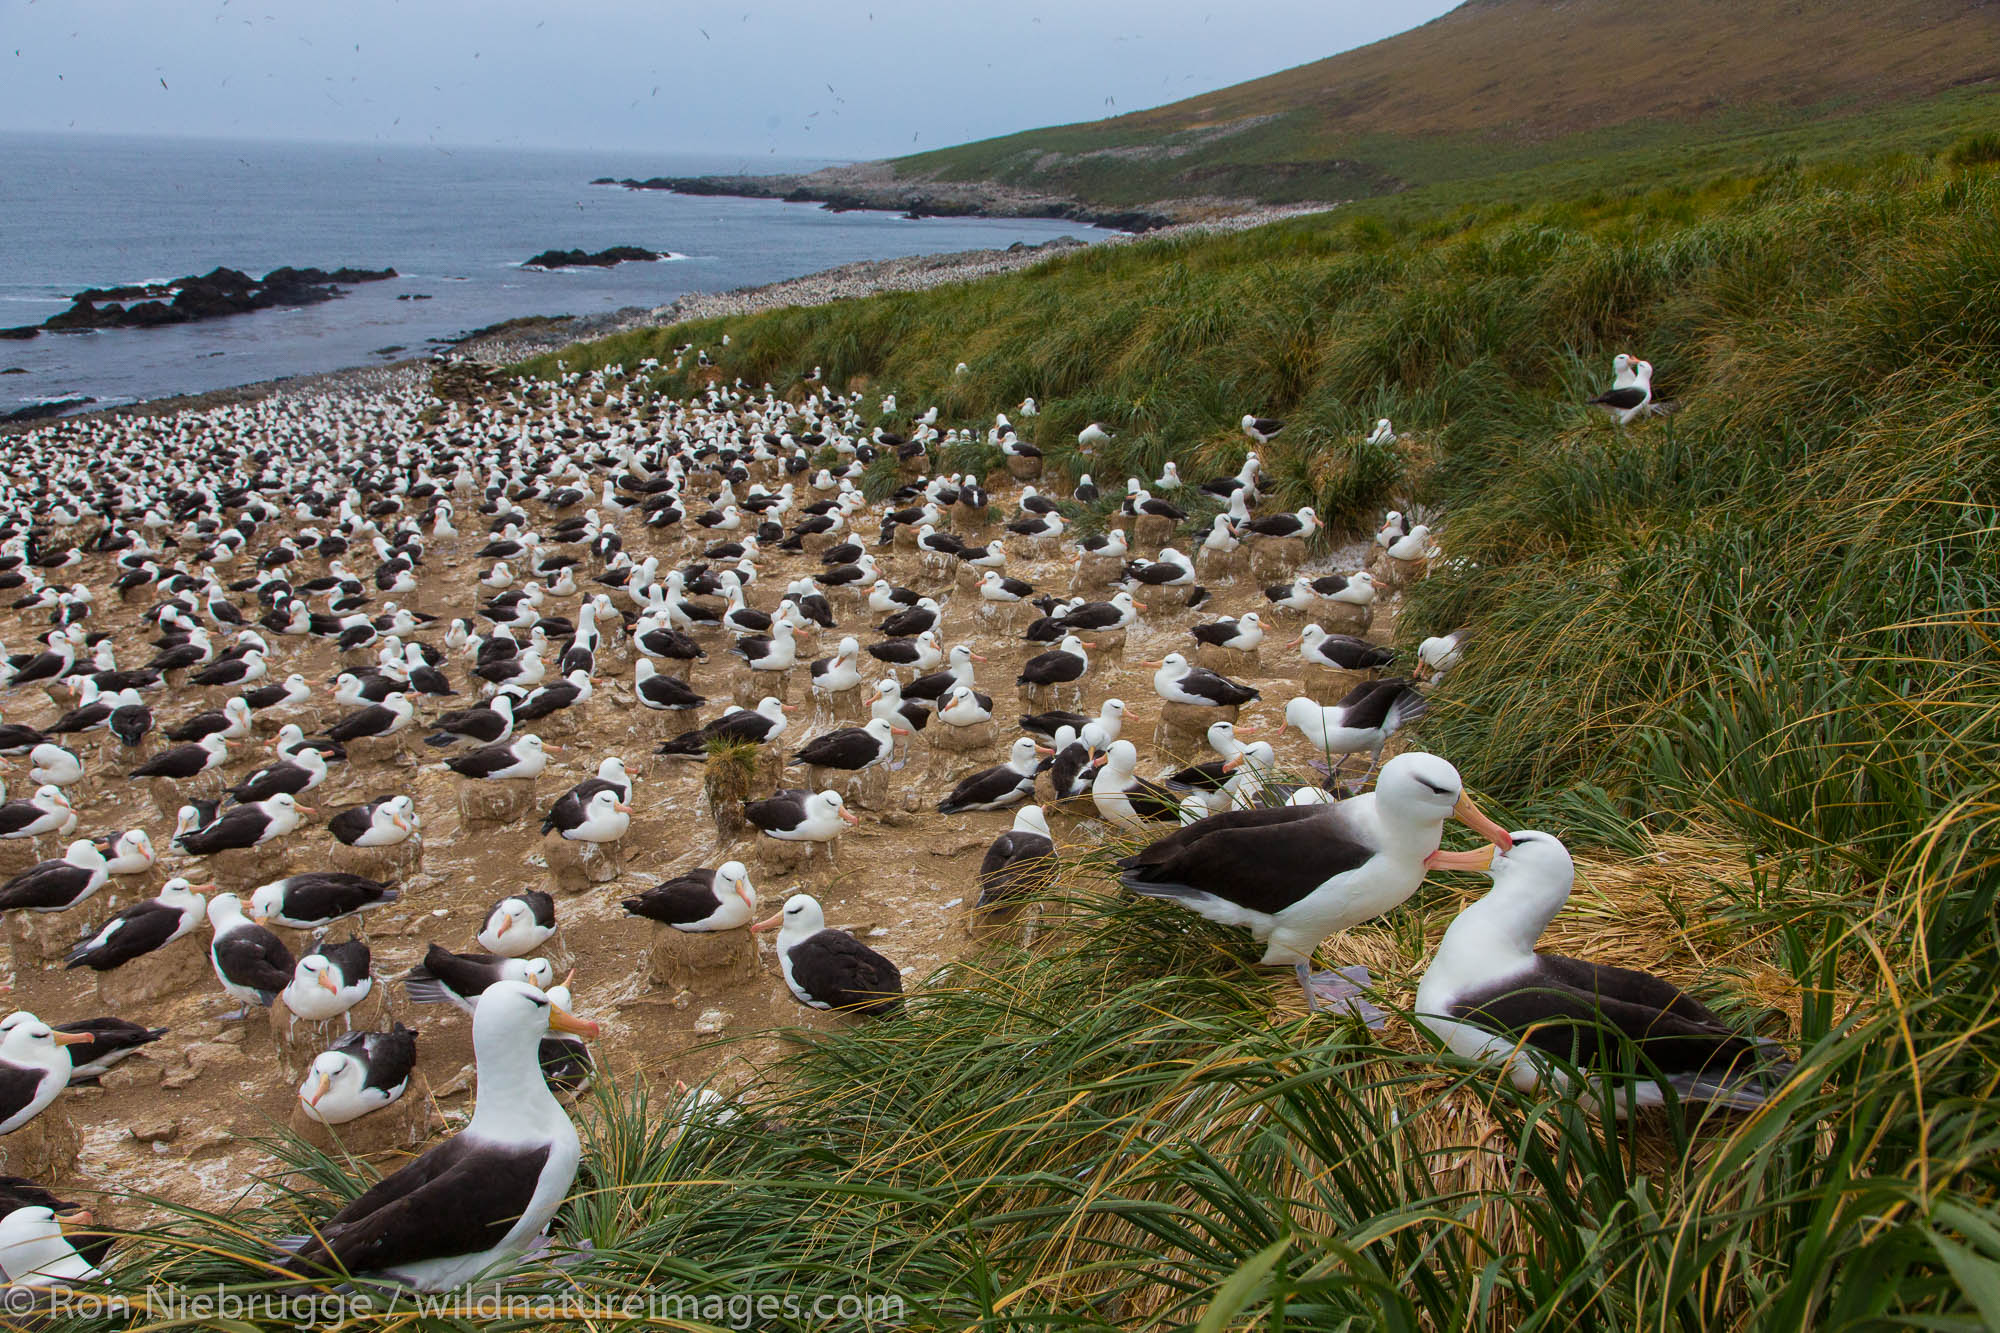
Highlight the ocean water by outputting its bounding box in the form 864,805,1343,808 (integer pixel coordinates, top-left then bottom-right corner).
0,132,1098,413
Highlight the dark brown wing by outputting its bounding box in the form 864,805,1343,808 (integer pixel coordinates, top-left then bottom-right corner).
793,728,870,767
1452,961,1761,1077
1536,955,1737,1030
326,705,394,742
1117,805,1371,915
1162,759,1230,792
622,873,722,925
286,1135,548,1278
0,1064,49,1123
213,929,295,995
66,900,182,969
792,930,903,1015
179,805,267,854
1125,777,1184,822
977,832,1054,907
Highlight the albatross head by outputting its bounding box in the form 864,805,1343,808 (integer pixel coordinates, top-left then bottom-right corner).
1372,753,1513,853
474,977,599,1049
1425,829,1574,944
300,1050,362,1116
0,1204,101,1287
750,890,825,939
0,1011,91,1070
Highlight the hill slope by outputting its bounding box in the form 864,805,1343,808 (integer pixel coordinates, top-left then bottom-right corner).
888,0,2000,209
1087,0,2000,141
618,0,2000,225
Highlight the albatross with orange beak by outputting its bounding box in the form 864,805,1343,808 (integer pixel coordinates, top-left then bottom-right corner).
280,981,596,1290
298,1022,417,1125
1416,831,1793,1114
1117,752,1513,999
0,1012,93,1134
280,937,373,1024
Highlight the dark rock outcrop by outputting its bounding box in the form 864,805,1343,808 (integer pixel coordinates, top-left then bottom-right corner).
33,265,396,335
1,396,95,423
521,246,662,270
429,358,509,406
602,174,1174,232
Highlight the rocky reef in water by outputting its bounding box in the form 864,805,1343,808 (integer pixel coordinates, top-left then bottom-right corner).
1,265,397,339
521,246,665,270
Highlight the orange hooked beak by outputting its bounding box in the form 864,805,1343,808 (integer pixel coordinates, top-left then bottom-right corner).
614,801,633,814
749,910,782,933
318,970,339,994
1425,791,1515,867
51,1030,94,1047
549,1005,599,1039
1425,844,1497,872
782,704,799,713
1451,791,1513,850
838,807,860,826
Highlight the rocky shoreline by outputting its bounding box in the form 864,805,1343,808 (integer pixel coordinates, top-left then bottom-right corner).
594,160,1191,232
5,201,1331,431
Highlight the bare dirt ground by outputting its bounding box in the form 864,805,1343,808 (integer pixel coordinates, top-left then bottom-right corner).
0,403,1401,1230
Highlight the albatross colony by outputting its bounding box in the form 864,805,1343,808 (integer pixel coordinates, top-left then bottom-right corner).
0,346,1783,1286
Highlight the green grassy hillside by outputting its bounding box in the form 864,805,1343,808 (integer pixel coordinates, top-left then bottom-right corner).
90,133,2000,1328
888,0,2000,209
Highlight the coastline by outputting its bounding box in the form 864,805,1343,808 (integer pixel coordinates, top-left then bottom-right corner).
600,165,1177,233
4,200,1331,432
593,159,1313,233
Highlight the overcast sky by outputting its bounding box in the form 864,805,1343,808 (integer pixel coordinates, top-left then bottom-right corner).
2,0,1458,160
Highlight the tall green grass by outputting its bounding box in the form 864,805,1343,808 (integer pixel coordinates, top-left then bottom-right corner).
71,149,2000,1327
